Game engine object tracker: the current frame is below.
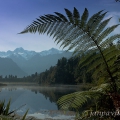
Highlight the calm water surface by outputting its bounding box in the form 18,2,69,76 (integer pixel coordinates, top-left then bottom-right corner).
0,84,81,115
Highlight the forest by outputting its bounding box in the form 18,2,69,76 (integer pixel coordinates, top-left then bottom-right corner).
36,56,92,85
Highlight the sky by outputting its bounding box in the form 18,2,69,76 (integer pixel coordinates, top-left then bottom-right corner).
0,0,120,52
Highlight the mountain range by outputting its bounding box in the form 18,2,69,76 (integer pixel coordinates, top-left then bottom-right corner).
0,47,63,60
0,47,72,77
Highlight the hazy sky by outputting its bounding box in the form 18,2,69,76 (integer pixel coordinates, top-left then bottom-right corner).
0,0,120,52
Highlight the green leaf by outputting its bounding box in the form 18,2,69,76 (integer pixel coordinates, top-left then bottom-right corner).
73,7,80,25
21,109,29,120
65,8,74,23
80,8,89,28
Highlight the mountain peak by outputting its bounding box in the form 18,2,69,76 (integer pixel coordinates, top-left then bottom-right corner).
14,47,24,52
49,48,60,52
39,48,63,56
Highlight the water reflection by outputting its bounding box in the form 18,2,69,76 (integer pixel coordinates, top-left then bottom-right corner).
0,85,80,115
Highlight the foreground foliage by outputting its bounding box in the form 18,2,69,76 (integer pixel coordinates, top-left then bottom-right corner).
0,100,28,120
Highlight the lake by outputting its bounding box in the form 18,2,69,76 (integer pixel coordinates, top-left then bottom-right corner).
0,84,82,120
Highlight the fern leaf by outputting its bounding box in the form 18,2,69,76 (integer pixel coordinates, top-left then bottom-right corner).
52,22,68,40
100,34,120,47
49,22,64,37
90,12,108,36
96,24,119,43
94,17,112,39
65,8,74,23
55,24,75,44
80,8,89,28
73,7,80,25
55,12,68,22
60,27,84,49
46,21,58,35
57,91,102,110
86,10,104,32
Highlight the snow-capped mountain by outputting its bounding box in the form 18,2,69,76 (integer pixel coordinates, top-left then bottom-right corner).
0,47,72,76
0,47,64,60
39,48,63,56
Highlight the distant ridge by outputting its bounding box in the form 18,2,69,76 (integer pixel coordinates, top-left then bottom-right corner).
0,57,27,77
0,47,72,76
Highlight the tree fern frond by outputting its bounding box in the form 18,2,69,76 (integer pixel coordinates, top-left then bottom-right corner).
72,39,95,56
55,24,75,44
86,10,104,32
89,83,110,93
60,27,83,48
78,52,94,65
32,21,41,26
46,14,62,21
57,90,102,110
90,12,108,36
86,58,103,73
96,24,119,44
44,14,58,21
46,21,57,35
43,15,54,22
94,17,112,39
49,22,65,37
40,16,51,22
59,27,84,48
53,22,70,40
79,52,100,69
100,34,120,47
37,24,45,34
65,8,74,23
92,64,107,80
42,23,52,34
80,8,89,29
54,12,68,22
104,50,118,63
73,7,80,25
36,18,45,23
57,26,84,49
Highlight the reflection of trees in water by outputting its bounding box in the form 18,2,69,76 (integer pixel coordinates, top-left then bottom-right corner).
4,87,17,91
30,87,78,104
0,86,80,109
8,88,17,91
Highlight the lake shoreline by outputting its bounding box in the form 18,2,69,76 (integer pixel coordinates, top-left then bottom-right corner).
0,82,94,89
0,83,7,86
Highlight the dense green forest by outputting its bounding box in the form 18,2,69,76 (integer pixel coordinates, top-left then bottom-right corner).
36,56,93,85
